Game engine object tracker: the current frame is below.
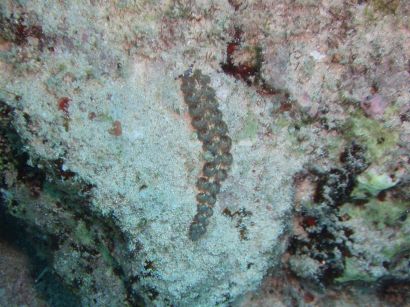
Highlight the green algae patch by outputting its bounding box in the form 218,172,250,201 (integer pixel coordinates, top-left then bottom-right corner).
363,200,409,229
341,200,409,230
74,221,94,247
382,241,410,260
342,111,399,162
274,117,291,129
237,112,259,141
352,170,398,199
336,257,376,283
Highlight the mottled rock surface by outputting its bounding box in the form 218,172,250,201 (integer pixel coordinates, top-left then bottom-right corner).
0,0,409,306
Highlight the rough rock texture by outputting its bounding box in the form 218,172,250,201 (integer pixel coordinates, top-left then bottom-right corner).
0,1,303,305
0,239,47,307
0,0,409,306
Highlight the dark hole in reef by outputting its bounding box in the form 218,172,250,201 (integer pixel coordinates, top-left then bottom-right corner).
144,260,155,271
398,211,408,222
382,261,390,269
0,198,81,306
146,287,159,300
377,277,410,304
344,228,354,238
400,111,410,122
377,190,387,201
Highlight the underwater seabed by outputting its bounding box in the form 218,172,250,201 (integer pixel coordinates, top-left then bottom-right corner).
1,0,409,306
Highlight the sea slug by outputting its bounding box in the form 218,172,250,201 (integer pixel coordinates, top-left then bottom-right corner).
180,69,233,241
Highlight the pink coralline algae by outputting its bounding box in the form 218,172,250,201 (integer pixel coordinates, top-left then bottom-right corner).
360,94,389,119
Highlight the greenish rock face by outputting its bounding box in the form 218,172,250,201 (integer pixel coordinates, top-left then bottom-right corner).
336,257,378,283
339,198,410,283
341,200,409,231
342,111,399,163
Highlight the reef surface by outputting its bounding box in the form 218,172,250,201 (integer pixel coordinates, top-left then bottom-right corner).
0,1,409,306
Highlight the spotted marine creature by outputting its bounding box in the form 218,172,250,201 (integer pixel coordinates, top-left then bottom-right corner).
180,69,233,241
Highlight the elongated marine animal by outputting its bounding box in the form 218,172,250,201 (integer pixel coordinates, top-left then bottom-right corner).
180,69,233,241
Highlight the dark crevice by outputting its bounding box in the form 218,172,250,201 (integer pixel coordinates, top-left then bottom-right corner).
0,100,144,306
